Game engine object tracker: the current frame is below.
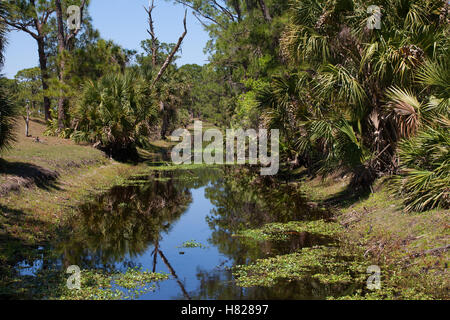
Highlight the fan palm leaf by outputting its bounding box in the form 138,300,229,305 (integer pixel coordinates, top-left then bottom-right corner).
393,126,450,212
384,86,423,138
0,2,17,154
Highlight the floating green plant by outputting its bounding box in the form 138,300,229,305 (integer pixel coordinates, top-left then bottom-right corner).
233,246,366,288
58,268,169,300
177,240,208,249
114,267,169,290
234,220,342,242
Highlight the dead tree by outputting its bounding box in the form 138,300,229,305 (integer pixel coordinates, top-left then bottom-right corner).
145,0,158,68
150,9,188,88
145,1,188,138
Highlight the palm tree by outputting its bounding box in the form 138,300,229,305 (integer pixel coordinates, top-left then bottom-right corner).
388,58,450,212
0,2,17,154
258,0,449,189
72,70,159,160
393,126,449,212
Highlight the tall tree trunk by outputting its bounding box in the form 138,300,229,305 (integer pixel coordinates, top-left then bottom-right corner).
231,0,242,22
151,10,188,87
160,102,170,139
258,0,272,22
37,38,51,121
55,0,66,131
245,0,256,11
55,0,86,131
57,67,66,130
24,104,30,137
146,5,188,140
146,0,158,68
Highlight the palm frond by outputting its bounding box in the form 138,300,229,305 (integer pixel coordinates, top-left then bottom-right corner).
416,59,450,99
392,126,450,212
384,86,423,138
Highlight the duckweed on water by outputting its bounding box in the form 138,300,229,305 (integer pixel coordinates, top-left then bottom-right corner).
233,246,367,288
59,270,122,300
59,268,169,300
232,218,440,300
177,240,208,249
234,220,341,241
114,268,169,290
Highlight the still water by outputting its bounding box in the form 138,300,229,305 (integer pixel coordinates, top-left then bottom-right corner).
18,167,357,299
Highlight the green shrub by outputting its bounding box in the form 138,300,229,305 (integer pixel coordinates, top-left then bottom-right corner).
393,126,450,212
72,71,158,160
0,85,16,154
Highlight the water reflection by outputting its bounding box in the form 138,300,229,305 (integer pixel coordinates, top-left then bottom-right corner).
206,167,331,231
18,166,352,300
59,178,191,269
190,269,359,300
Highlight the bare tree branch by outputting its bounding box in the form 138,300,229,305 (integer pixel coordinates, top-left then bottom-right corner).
151,9,188,87
0,19,39,39
192,11,209,29
144,0,158,67
211,0,235,21
258,0,272,22
173,0,224,28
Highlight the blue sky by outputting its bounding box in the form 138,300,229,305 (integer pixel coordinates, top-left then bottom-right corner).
2,0,210,79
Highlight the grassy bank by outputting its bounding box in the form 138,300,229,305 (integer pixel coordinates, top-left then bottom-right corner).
234,172,448,300
302,175,448,299
1,119,447,300
0,119,151,297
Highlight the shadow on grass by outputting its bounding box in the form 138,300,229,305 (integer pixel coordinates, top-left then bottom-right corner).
279,165,374,210
321,185,372,209
0,158,61,194
145,143,172,154
29,118,47,126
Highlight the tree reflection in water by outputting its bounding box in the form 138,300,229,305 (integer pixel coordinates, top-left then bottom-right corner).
204,167,332,263
59,170,215,270
45,166,343,300
57,168,222,272
185,167,340,300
